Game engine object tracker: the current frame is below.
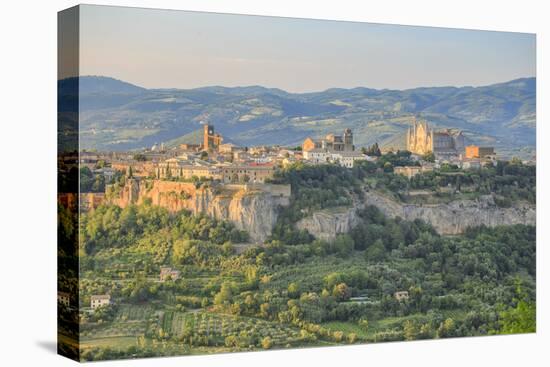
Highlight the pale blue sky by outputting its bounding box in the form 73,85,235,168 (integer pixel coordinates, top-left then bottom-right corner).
78,4,536,92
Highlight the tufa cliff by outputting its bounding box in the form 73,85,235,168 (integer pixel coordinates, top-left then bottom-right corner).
295,207,361,242
297,190,535,240
107,179,290,243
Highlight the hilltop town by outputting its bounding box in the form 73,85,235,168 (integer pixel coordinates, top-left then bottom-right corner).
75,116,528,212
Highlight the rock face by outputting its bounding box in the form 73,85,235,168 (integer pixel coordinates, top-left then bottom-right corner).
296,207,360,241
107,180,290,243
364,191,536,235
297,190,535,240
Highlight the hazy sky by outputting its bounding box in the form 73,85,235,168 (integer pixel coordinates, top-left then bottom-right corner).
77,5,536,92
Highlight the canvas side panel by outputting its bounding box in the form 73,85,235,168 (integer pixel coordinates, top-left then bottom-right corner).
57,5,80,362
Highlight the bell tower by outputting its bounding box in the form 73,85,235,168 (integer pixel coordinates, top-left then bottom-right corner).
343,128,354,151
203,124,213,150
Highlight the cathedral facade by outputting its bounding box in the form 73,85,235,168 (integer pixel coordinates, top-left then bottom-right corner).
407,119,464,157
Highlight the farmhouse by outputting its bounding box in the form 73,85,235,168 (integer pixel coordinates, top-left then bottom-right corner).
58,291,70,307
394,291,410,301
160,267,181,282
91,294,111,309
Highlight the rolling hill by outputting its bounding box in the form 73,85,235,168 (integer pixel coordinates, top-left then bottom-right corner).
64,76,536,158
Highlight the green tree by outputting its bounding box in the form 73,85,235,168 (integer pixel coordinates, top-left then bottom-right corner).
224,335,238,347
332,283,351,302
259,302,271,319
333,331,344,342
499,282,536,334
365,239,386,262
334,234,354,257
437,318,456,338
214,282,234,306
403,320,417,341
418,323,434,339
359,317,369,333
422,152,435,162
499,300,536,334
365,142,381,156
288,282,300,298
261,336,273,349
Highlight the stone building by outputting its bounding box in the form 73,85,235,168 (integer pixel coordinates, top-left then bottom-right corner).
407,119,464,157
156,159,222,180
160,267,181,282
394,165,434,179
330,151,369,168
112,161,156,178
221,163,275,184
91,295,111,309
394,291,410,301
302,149,331,164
218,143,240,154
57,291,70,307
302,128,367,167
156,154,223,180
302,128,355,153
465,145,495,159
179,143,202,152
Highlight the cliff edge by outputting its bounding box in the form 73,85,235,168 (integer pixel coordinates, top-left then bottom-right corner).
107,179,291,243
297,190,535,240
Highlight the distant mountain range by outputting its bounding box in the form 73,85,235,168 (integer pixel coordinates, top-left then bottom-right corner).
59,76,536,158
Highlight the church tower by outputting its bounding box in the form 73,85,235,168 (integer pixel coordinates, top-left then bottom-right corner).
203,124,223,151
343,128,354,151
203,124,212,150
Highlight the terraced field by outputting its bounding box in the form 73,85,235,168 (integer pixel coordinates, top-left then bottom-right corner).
159,311,303,347
115,304,157,321
81,304,157,340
